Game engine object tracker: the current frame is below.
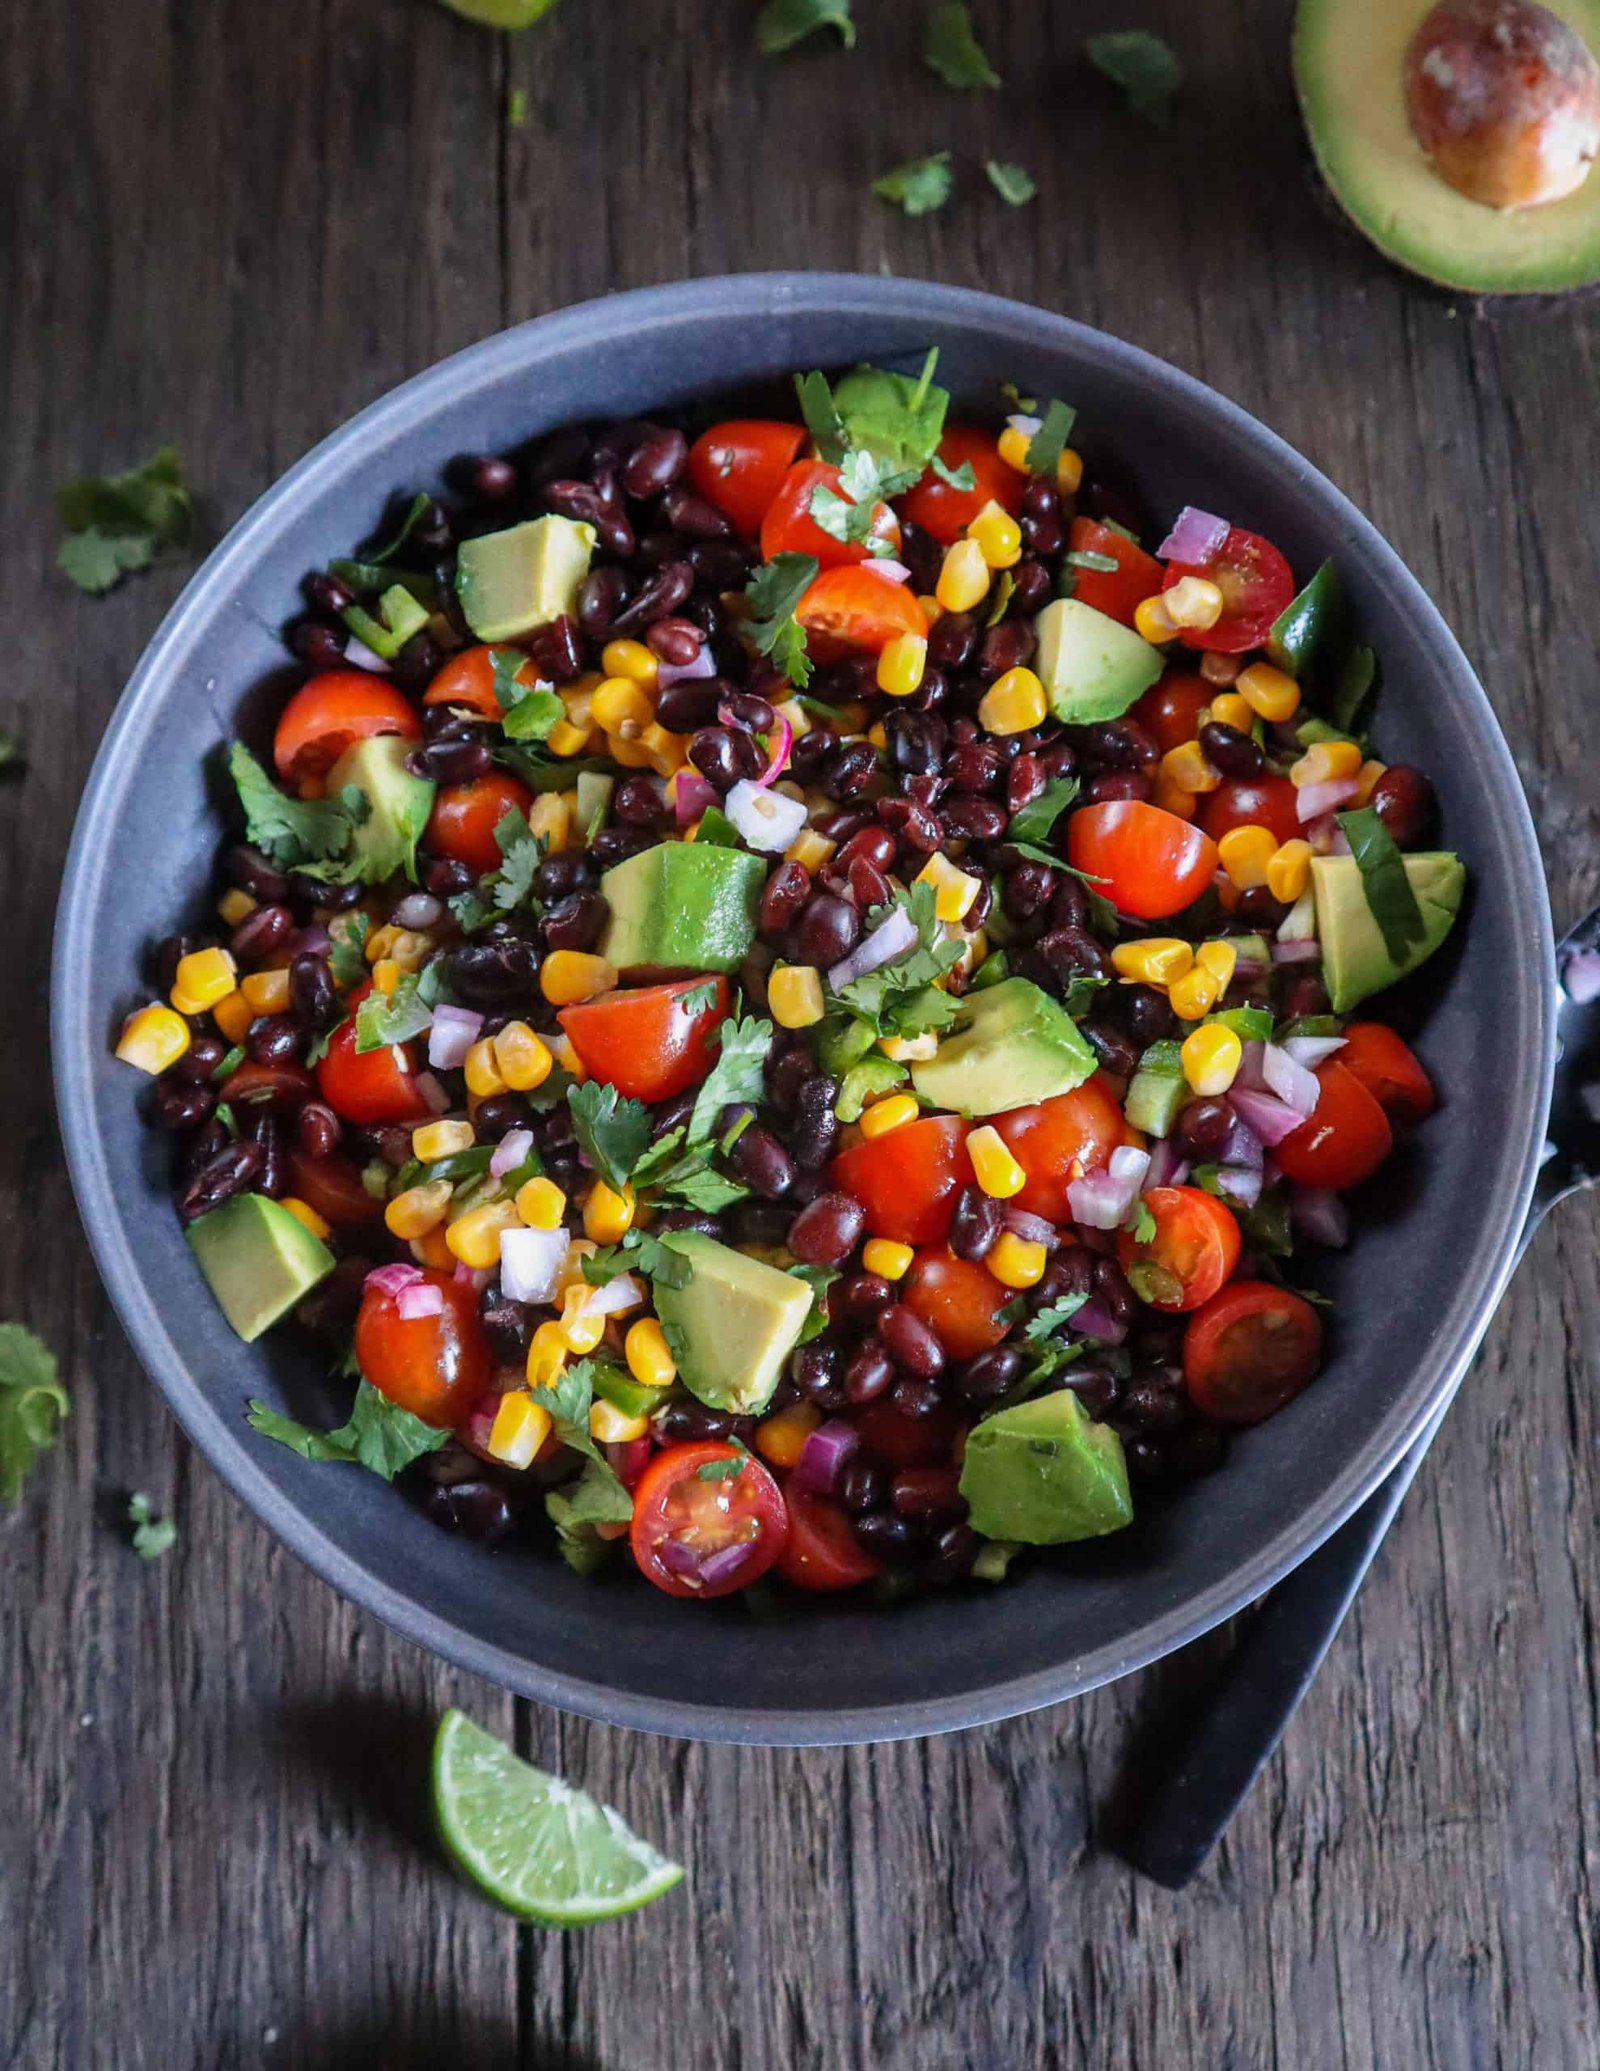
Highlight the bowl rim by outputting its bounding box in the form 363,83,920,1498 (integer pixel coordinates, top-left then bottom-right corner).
51,272,1555,1744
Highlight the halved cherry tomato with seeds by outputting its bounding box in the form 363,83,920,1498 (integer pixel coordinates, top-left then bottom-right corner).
776,1481,880,1592
558,977,729,1103
284,1145,383,1226
424,644,536,720
794,566,928,661
687,420,806,540
354,1270,492,1428
425,769,535,877
1335,1024,1436,1124
1183,1282,1322,1425
1132,673,1215,756
1117,1185,1241,1313
1068,800,1219,921
1199,774,1303,848
904,1249,1013,1361
315,983,432,1126
1064,517,1164,628
830,1115,973,1248
629,1442,789,1599
1273,1061,1393,1191
991,1079,1127,1223
272,672,423,790
1162,527,1295,654
760,460,901,570
895,425,1026,546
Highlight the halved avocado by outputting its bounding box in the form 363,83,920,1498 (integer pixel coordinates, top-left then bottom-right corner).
1295,0,1600,293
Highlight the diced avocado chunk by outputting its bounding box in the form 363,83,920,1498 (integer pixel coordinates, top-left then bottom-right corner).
652,1235,815,1416
1124,1041,1187,1137
327,734,436,885
910,977,1096,1117
187,1193,335,1343
1034,597,1164,724
575,770,613,842
456,515,596,644
599,842,766,975
1312,851,1465,1012
959,1390,1133,1545
341,582,431,660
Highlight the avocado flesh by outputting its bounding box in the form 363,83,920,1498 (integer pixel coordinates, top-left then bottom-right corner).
1034,597,1164,725
456,515,595,643
910,977,1096,1117
599,843,766,975
187,1193,336,1343
959,1391,1133,1544
1294,0,1600,293
1312,851,1464,1012
652,1235,816,1416
326,734,436,885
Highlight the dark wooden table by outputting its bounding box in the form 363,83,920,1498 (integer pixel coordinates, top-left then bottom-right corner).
6,2,1599,2064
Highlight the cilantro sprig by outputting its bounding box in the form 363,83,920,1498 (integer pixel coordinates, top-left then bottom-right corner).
755,0,854,54
873,152,954,217
828,882,964,1037
0,1325,67,1503
246,1381,449,1481
1086,29,1182,127
744,552,818,691
566,1081,655,1194
923,2,999,88
128,1492,177,1560
56,447,197,595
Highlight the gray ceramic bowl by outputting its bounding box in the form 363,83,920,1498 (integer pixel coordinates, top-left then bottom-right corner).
52,275,1553,1744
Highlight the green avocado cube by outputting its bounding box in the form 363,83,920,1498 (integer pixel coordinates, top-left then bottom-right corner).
1034,597,1164,724
959,1391,1133,1544
1311,851,1464,1013
326,734,435,885
456,514,596,644
599,842,766,975
652,1235,816,1416
910,977,1096,1117
187,1193,335,1342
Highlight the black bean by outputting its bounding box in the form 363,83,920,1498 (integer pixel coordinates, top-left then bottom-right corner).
1280,973,1331,1021
729,1124,795,1200
1199,721,1265,779
949,1186,1003,1263
540,890,608,953
884,711,948,779
879,1305,944,1379
1236,884,1288,931
290,619,347,669
943,797,1008,842
1371,765,1436,848
1046,876,1090,933
149,1076,216,1133
846,1341,896,1405
1028,925,1112,991
179,1139,265,1221
1021,477,1060,523
976,619,1037,681
847,856,891,909
534,852,590,901
305,570,356,618
954,1344,1024,1405
1094,1256,1136,1328
247,1015,306,1067
686,539,755,589
226,845,290,904
890,1466,965,1521
788,1076,840,1169
1009,558,1053,614
756,859,809,940
1082,1019,1140,1078
788,1191,866,1267
1175,1097,1234,1159
577,565,631,640
796,894,860,969
411,737,493,785
823,740,879,800
652,680,720,735
833,1272,895,1332
450,937,538,1006
608,560,694,636
1087,772,1153,805
525,614,585,687
644,615,705,666
168,1035,225,1086
928,612,977,672
856,1511,918,1561
481,1290,535,1366
294,1102,342,1159
289,953,341,1033
890,1378,942,1421
838,1458,887,1515
660,483,731,539
622,427,688,501
424,1479,518,1546
688,725,761,791
1003,860,1056,920
470,454,519,503
726,1199,793,1248
923,1522,980,1584
588,826,652,868
1006,752,1047,814
611,776,673,830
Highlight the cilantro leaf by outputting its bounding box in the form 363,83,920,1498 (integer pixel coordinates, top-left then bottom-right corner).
56,447,196,596
246,1381,448,1481
661,1163,751,1213
1023,1294,1089,1345
830,883,964,1034
679,978,720,1013
1126,1199,1157,1244
58,528,153,593
794,373,848,466
792,1264,841,1343
582,1228,696,1291
546,1456,635,1574
828,355,950,475
0,1325,67,1504
495,647,563,743
360,491,432,567
353,972,434,1053
211,1043,245,1081
1025,398,1078,478
1337,807,1427,964
873,152,954,217
488,805,543,910
567,1081,653,1193
328,912,371,989
931,455,978,491
1007,773,1081,850
128,1492,177,1560
809,448,920,553
744,552,819,691
687,1015,774,1145
755,0,855,54
985,159,1036,205
923,2,999,87
1086,29,1181,126
531,1359,637,1552
228,743,356,874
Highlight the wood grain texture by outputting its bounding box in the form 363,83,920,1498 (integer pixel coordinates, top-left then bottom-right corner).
3,0,1598,2065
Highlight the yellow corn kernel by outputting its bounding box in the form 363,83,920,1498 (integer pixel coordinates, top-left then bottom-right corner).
1134,594,1179,644
1200,651,1242,688
1168,965,1222,1021
389,929,431,974
641,722,689,778
786,828,836,872
546,718,593,758
1356,758,1387,806
987,1231,1047,1290
968,1124,1027,1200
862,1238,914,1282
410,1226,454,1271
1196,939,1237,990
858,1092,920,1140
514,1176,567,1230
879,1032,939,1065
1290,738,1362,788
977,665,1048,737
412,1117,475,1163
540,951,617,1007
385,1179,453,1241
212,990,254,1045
1181,1022,1243,1097
914,852,981,925
171,947,237,1011
600,638,659,687
279,1196,332,1243
1208,691,1254,735
217,887,256,927
1111,937,1194,987
864,722,888,753
1057,447,1085,495
967,499,1023,570
1266,838,1313,904
591,676,655,736
446,1198,521,1271
754,1400,823,1470
463,1038,507,1099
997,423,1033,472
115,1003,191,1075
1152,774,1198,822
583,1179,636,1244
774,698,811,740
1236,661,1301,724
528,791,571,854
876,632,928,698
488,1392,553,1469
589,1397,651,1444
558,1286,607,1355
769,963,826,1030
1162,575,1225,631
526,1319,569,1389
606,730,654,768
1216,823,1278,891
625,1316,678,1391
551,1032,587,1084
917,593,943,625
492,1021,553,1093
936,537,991,614
1161,739,1221,795
366,923,401,964
371,958,401,997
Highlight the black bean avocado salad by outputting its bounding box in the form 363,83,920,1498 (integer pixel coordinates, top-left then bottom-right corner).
114,352,1464,1600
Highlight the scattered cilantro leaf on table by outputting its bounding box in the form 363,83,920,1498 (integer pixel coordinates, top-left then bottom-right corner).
755,0,855,54
56,447,197,596
0,1325,67,1504
128,1492,177,1560
246,1381,448,1481
923,2,999,88
1086,29,1181,127
985,159,1036,205
873,153,954,218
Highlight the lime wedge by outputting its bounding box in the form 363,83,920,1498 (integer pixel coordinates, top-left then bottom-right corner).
432,1710,684,1925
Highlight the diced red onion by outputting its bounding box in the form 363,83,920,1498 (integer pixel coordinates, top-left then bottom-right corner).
1067,1296,1128,1345
1143,1138,1190,1189
1156,505,1230,564
1006,411,1043,437
584,1272,646,1318
862,558,911,585
1223,1116,1265,1171
1109,1145,1151,1190
427,1003,484,1072
1564,949,1600,1004
725,777,806,851
1304,813,1340,855
655,640,714,689
1271,936,1323,966
674,770,720,828
1228,1086,1306,1147
489,1128,535,1180
393,892,443,930
1214,1166,1263,1209
757,710,794,788
498,1226,571,1305
414,1069,451,1115
452,1262,492,1291
396,1279,445,1321
1291,1185,1350,1249
343,636,390,674
366,1262,424,1299
794,1419,861,1494
1068,1167,1141,1230
605,1436,652,1491
655,1536,702,1578
695,1542,757,1587
1262,1041,1321,1118
1282,1035,1345,1070
1003,1206,1059,1248
827,903,918,990
1234,1039,1268,1093
1297,775,1361,823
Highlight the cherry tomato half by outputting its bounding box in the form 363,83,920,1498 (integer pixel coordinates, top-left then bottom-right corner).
895,425,1026,546
1068,800,1219,921
1335,1023,1436,1124
831,1115,973,1248
425,769,535,877
558,977,729,1103
315,983,432,1126
272,672,423,790
629,1441,789,1599
904,1248,1013,1361
1131,672,1215,756
687,419,806,540
1199,774,1303,848
354,1270,492,1428
776,1481,881,1592
1273,1061,1393,1191
1162,527,1295,654
284,1145,383,1226
1065,517,1165,628
794,566,929,661
1118,1185,1242,1313
991,1078,1127,1223
760,460,901,570
1183,1281,1323,1426
424,643,536,720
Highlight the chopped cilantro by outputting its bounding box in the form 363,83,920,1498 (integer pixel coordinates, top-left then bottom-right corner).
792,1263,841,1343
679,978,721,1014
488,805,543,910
794,373,848,466
1086,28,1181,127
353,973,434,1054
56,446,196,595
872,152,954,217
755,0,855,54
128,1492,177,1560
687,1016,774,1145
328,912,371,989
566,1081,654,1193
546,1456,634,1573
1126,1199,1157,1244
985,159,1036,205
210,1043,246,1081
1008,777,1081,851
494,648,563,743
744,552,819,690
227,744,358,875
923,2,999,88
695,1454,746,1483
246,1381,448,1481
1024,398,1077,478
0,1325,67,1503
809,448,919,552
829,882,964,1035
931,455,978,490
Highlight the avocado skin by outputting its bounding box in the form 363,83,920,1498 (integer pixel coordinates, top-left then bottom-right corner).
187,1193,335,1343
959,1391,1133,1544
599,844,766,975
1312,851,1465,1012
910,977,1096,1117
